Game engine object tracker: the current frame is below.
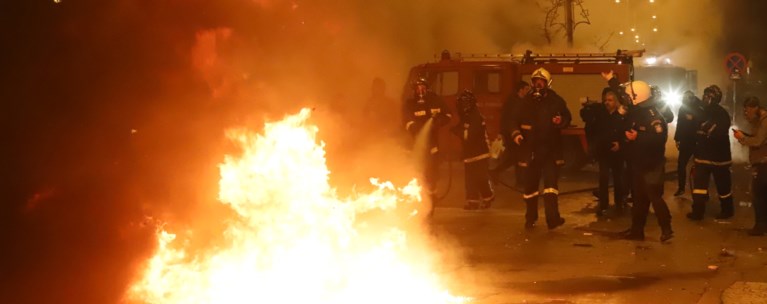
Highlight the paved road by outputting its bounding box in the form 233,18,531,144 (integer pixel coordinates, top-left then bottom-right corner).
429,161,767,304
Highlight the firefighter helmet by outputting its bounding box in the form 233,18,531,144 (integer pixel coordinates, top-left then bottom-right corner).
531,68,552,86
457,89,477,113
623,80,651,105
703,84,722,105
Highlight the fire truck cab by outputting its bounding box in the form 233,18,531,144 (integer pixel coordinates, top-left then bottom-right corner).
403,49,643,170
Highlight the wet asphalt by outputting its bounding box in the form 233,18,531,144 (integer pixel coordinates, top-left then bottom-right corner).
430,160,767,304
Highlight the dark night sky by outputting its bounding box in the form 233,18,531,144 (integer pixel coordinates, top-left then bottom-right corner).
2,1,767,303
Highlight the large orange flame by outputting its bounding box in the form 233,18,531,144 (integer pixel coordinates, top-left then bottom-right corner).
127,108,467,303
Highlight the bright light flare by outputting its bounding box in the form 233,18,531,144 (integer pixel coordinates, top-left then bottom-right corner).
127,108,468,304
645,57,658,65
664,90,682,106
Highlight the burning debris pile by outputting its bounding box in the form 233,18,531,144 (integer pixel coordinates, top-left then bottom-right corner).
127,108,467,304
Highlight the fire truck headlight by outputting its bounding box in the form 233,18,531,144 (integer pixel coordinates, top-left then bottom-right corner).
664,91,682,106
645,57,658,65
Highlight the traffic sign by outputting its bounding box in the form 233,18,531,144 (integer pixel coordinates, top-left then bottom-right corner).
724,52,747,74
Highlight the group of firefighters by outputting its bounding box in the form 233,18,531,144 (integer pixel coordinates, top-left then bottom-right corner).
402,67,767,242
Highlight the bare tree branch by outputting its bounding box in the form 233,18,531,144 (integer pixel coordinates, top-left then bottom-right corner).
594,31,615,52
538,0,591,44
574,0,591,29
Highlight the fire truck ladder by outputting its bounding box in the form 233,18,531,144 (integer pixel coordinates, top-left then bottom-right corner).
443,49,645,65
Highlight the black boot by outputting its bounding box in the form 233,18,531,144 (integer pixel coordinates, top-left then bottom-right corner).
660,226,674,242
544,195,564,229
620,228,644,240
525,199,539,230
548,217,565,230
687,201,704,220
716,199,734,219
686,212,703,221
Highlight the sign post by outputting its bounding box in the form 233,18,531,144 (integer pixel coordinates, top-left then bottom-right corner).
725,52,747,123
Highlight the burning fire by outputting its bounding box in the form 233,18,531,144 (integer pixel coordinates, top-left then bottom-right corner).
127,108,467,303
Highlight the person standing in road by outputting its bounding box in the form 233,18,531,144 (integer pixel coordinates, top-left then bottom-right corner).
493,81,531,188
687,85,734,221
452,90,495,210
402,77,452,214
603,71,673,242
594,89,628,216
734,96,767,236
509,68,571,230
674,91,704,196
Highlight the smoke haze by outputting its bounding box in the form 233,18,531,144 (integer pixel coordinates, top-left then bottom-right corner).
2,0,752,303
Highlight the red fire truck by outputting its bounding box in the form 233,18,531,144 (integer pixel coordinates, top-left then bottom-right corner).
403,49,644,170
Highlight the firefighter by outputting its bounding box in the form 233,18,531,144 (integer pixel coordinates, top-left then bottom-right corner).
733,96,767,236
493,81,531,187
510,68,570,229
603,71,673,242
594,89,627,216
687,85,734,221
402,77,452,211
674,91,703,196
452,90,495,210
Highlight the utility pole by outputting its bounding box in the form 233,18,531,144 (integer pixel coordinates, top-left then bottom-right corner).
564,0,574,47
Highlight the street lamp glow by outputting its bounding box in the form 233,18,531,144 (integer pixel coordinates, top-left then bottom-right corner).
619,31,624,35
635,35,639,39
652,15,657,19
635,39,640,43
665,58,672,65
653,28,658,32
615,0,620,3
630,28,635,32
649,0,655,3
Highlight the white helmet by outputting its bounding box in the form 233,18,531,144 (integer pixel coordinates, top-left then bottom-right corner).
624,80,651,105
531,68,552,86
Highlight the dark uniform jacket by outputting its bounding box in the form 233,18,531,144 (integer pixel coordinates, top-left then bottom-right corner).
402,92,451,154
510,89,572,164
580,101,604,157
452,109,490,162
674,99,703,144
605,77,666,168
626,101,668,168
594,109,627,159
694,104,732,164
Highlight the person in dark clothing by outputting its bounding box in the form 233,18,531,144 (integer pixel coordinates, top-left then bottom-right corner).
493,81,531,187
734,96,767,235
580,95,604,161
452,90,495,210
594,89,627,216
603,71,673,242
510,68,571,230
402,77,452,213
687,85,734,221
673,91,704,196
